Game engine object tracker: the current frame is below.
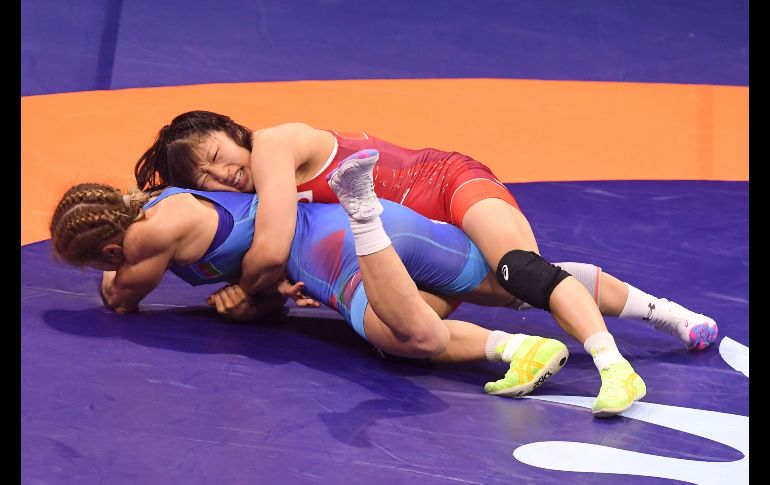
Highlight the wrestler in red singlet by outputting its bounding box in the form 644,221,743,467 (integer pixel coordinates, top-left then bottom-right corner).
296,131,519,226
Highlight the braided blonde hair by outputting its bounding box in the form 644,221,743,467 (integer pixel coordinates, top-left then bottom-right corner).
49,183,154,267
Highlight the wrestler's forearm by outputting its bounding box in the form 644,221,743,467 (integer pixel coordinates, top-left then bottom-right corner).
100,270,155,313
238,267,285,295
238,231,292,293
100,283,140,313
238,252,287,295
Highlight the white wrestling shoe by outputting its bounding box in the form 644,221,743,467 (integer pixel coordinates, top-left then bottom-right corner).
648,298,718,351
327,149,383,221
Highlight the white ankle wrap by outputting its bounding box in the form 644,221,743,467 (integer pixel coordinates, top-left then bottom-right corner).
350,216,391,256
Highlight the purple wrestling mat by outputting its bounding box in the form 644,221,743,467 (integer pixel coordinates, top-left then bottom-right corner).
21,181,749,484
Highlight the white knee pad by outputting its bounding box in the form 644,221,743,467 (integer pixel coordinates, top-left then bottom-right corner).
554,262,602,307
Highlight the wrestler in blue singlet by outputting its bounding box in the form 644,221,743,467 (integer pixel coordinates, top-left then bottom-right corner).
144,188,490,340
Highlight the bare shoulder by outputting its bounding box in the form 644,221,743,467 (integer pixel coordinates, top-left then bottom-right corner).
252,123,334,171
123,194,198,261
253,122,332,145
254,122,316,136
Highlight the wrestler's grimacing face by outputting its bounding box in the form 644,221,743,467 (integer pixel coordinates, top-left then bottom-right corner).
194,131,255,193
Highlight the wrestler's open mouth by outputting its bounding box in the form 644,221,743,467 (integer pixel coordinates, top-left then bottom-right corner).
234,168,244,189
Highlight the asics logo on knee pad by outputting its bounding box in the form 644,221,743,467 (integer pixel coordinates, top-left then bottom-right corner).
495,250,571,311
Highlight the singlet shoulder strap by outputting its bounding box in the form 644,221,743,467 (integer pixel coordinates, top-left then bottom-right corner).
142,187,191,210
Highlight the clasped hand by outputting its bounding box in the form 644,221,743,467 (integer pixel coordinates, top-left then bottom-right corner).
206,279,320,321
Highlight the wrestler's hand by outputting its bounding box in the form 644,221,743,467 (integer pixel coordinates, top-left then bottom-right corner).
206,284,258,321
276,279,320,308
100,271,138,313
207,284,289,321
100,271,116,307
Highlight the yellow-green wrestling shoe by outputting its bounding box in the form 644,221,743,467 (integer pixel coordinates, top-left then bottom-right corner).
484,336,569,397
592,359,647,418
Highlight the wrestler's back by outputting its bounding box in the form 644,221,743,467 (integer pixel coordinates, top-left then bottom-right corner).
296,131,500,222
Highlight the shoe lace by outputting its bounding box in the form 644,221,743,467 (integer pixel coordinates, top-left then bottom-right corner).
601,366,621,392
350,171,376,210
601,363,638,400
651,299,682,334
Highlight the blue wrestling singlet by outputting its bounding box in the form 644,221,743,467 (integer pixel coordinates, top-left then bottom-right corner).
144,188,490,341
288,200,490,340
143,187,258,285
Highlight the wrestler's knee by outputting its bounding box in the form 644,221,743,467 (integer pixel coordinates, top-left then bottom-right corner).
495,250,571,311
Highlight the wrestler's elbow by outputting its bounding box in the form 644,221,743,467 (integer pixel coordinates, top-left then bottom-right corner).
113,304,139,314
103,291,139,313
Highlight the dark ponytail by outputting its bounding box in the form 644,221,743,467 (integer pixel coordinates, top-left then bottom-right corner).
135,125,172,191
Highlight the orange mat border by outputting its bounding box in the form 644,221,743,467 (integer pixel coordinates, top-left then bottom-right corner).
21,79,747,245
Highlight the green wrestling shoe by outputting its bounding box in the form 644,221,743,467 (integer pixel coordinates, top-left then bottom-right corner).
592,359,647,418
484,336,569,397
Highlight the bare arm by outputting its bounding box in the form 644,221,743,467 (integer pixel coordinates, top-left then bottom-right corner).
100,218,179,313
238,123,325,294
100,255,169,313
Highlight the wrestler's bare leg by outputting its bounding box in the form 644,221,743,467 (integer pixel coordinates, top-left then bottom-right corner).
461,198,646,416
330,149,568,396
